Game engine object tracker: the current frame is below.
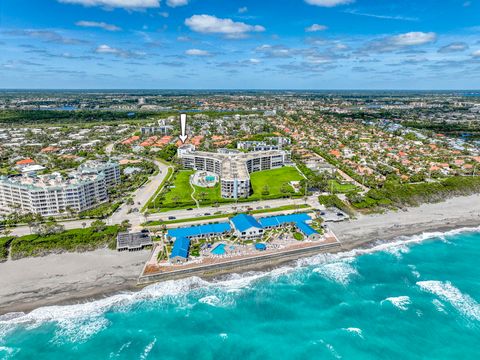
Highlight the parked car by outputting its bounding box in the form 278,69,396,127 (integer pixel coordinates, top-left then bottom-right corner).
168,216,176,220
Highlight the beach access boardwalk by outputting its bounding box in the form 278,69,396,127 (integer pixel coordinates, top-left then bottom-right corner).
138,230,341,285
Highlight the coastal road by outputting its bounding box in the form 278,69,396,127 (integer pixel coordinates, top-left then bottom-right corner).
109,159,172,227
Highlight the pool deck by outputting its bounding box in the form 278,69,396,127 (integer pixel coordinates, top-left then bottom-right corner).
138,230,341,284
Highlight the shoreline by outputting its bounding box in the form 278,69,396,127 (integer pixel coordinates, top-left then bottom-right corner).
1,194,479,316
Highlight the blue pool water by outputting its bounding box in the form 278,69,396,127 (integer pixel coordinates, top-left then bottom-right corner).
1,228,480,359
205,176,216,182
211,243,226,255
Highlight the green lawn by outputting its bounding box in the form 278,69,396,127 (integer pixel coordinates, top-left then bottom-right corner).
328,180,358,193
193,183,224,205
155,166,304,211
250,166,304,200
161,170,196,208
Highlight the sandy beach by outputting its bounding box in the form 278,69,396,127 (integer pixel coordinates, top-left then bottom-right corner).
1,193,479,315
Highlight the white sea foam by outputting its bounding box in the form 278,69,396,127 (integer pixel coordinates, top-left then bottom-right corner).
343,327,363,338
320,340,342,359
0,226,478,336
381,296,411,311
140,338,156,360
408,265,421,279
199,295,223,307
432,299,447,314
109,341,132,358
313,260,358,285
417,280,480,321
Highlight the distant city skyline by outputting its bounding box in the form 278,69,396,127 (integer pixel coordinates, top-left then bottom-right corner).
1,0,480,89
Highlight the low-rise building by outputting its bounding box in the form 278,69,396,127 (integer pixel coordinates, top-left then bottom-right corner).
117,231,153,251
230,214,264,239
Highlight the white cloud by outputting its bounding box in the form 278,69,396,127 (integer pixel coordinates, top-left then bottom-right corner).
305,24,327,32
472,50,480,58
305,0,354,7
76,21,121,31
58,0,159,9
363,31,437,52
185,15,265,39
438,42,468,53
166,0,188,7
255,44,294,58
159,11,169,18
390,32,436,46
185,48,210,56
238,6,248,14
95,44,141,58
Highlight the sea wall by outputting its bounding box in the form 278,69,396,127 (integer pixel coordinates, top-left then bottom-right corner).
138,242,342,284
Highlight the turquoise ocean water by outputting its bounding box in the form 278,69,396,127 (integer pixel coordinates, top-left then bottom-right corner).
1,228,480,359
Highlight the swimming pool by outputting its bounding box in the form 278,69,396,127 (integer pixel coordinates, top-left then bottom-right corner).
211,243,226,255
205,175,216,182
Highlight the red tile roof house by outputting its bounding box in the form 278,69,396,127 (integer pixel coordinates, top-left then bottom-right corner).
16,158,35,166
40,146,60,153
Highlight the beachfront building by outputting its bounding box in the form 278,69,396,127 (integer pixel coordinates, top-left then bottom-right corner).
117,231,153,252
78,160,121,187
165,213,321,262
0,161,120,217
258,213,321,240
167,223,231,263
177,145,290,199
170,237,191,263
0,172,108,217
230,214,264,239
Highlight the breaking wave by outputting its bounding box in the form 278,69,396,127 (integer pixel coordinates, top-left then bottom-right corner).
417,280,480,321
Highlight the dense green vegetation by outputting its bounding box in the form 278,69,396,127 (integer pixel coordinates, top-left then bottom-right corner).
156,144,178,162
0,110,164,124
79,202,121,219
0,237,14,261
402,120,480,136
349,176,480,209
9,225,120,260
318,194,355,216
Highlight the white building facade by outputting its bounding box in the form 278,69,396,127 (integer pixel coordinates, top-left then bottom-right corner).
178,146,290,199
0,161,120,217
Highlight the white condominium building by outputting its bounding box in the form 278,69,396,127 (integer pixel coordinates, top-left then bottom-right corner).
178,145,290,199
78,161,121,187
0,172,108,217
0,161,121,217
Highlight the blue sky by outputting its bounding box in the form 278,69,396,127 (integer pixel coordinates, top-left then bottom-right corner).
0,0,479,89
